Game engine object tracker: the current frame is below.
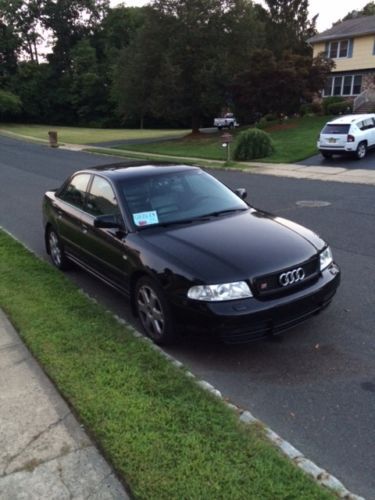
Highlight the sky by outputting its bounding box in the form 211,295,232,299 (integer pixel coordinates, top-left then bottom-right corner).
109,0,372,32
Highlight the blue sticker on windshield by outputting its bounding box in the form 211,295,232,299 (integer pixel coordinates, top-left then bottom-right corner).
133,211,159,227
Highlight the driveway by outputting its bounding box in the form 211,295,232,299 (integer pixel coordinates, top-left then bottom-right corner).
0,134,374,499
300,149,375,169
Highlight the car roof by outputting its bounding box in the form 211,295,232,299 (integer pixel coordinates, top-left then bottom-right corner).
77,162,200,180
327,114,375,126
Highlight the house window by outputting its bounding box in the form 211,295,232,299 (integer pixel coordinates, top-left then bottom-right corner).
324,75,362,96
333,76,343,95
328,39,350,58
353,75,362,94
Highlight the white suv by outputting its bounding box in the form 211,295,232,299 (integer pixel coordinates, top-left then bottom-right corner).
317,114,375,160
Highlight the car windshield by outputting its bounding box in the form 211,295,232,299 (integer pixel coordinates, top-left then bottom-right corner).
119,169,248,228
322,124,350,135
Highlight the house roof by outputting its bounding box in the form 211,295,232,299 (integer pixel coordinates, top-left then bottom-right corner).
308,15,375,43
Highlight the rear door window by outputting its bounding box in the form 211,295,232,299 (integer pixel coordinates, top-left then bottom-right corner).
322,124,350,134
58,173,91,209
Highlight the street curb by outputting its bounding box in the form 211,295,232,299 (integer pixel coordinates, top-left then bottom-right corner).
0,225,366,500
111,312,366,500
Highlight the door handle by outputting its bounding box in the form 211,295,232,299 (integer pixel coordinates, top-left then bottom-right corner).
81,224,88,234
52,202,63,218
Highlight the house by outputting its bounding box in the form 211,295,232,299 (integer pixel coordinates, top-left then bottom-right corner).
308,15,375,111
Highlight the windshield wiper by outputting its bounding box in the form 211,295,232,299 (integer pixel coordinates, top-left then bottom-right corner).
203,208,248,217
161,216,211,227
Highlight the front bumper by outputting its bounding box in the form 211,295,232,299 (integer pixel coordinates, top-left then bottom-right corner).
172,264,340,344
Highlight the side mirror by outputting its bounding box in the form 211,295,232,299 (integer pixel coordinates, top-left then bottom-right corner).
234,188,247,200
94,214,123,230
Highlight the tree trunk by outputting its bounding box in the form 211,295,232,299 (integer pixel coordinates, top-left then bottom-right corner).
191,112,200,133
139,114,144,129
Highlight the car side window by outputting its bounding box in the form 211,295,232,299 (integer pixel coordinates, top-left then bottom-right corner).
359,119,374,131
58,173,91,209
86,176,120,217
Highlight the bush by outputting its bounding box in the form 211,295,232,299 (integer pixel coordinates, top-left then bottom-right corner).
300,101,323,116
322,96,345,115
327,100,353,115
0,90,22,118
233,128,274,161
299,103,314,116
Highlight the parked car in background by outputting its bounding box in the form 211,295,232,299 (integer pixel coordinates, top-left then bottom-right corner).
214,113,239,130
318,114,375,159
43,163,340,346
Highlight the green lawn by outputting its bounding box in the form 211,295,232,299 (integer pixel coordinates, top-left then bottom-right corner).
0,123,189,145
117,116,329,163
0,230,333,500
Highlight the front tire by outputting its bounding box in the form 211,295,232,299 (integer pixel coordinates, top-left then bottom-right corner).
47,227,70,270
135,277,176,345
355,142,367,160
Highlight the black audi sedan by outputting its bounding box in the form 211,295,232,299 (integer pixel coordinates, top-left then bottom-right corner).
43,163,340,345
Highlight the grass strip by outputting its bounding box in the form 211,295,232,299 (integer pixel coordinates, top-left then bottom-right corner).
0,123,189,145
0,231,333,499
117,116,329,164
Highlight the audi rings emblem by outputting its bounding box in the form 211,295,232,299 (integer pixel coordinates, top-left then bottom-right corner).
279,267,305,287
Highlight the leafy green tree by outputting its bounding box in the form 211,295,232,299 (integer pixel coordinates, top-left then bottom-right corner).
231,50,333,119
0,21,20,85
0,0,41,62
260,0,316,56
113,0,264,131
342,2,375,20
42,0,109,74
0,89,22,118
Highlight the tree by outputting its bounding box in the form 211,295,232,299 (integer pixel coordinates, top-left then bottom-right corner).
0,89,22,119
342,2,375,20
231,50,334,119
42,0,109,74
113,0,264,131
260,0,316,56
0,21,21,85
0,0,42,62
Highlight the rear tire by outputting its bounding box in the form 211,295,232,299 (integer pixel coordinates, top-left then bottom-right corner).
321,152,332,159
135,277,176,345
47,227,70,270
355,142,367,160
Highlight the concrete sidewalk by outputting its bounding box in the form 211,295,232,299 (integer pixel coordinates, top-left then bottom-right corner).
0,310,129,500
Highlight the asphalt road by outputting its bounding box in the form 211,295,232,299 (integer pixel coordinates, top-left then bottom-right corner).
1,135,374,499
300,148,375,169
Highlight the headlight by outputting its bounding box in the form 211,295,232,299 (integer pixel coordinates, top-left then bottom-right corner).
187,281,253,301
320,246,333,271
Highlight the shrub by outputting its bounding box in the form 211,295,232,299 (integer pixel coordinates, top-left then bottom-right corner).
299,103,314,116
322,96,345,115
0,90,22,117
233,128,274,161
300,101,323,116
327,100,353,115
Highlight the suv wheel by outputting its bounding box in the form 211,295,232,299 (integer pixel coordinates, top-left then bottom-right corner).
355,142,367,160
321,152,332,159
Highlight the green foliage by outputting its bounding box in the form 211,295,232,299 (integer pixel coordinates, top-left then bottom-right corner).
343,2,375,20
0,89,22,117
234,128,274,160
322,96,345,114
259,0,317,56
300,100,322,116
326,101,353,115
232,50,333,120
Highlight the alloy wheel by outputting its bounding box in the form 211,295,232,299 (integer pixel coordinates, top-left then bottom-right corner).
137,284,165,339
49,230,62,267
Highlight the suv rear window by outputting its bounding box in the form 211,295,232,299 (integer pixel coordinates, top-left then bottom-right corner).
322,124,350,134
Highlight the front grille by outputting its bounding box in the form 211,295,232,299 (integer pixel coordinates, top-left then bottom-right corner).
252,256,320,299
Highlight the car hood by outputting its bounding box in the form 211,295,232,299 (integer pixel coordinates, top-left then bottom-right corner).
138,210,326,283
